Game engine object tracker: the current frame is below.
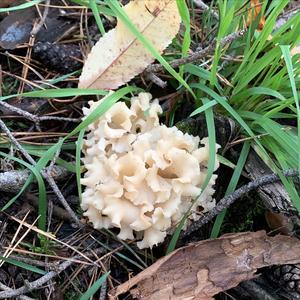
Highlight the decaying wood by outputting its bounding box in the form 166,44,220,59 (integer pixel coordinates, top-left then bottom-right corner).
245,150,297,215
110,231,300,300
0,166,69,193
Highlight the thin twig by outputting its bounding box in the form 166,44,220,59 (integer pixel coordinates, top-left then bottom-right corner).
0,100,80,124
183,169,299,238
31,0,50,36
1,253,59,269
274,5,300,31
145,72,167,88
0,283,34,300
145,30,246,74
193,0,219,20
99,279,107,300
0,118,82,227
0,259,73,299
0,247,107,299
47,140,62,172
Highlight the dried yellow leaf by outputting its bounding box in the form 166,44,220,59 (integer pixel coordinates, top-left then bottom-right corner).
78,0,181,90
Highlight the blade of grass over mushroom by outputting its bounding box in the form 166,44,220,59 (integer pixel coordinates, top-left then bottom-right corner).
280,45,300,177
0,256,46,275
210,142,250,238
167,96,216,254
176,0,191,77
89,0,106,35
0,0,43,12
105,0,196,98
76,129,85,203
0,151,47,231
65,86,140,138
79,271,110,300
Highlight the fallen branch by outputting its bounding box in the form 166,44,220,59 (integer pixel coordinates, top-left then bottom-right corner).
0,247,106,299
193,0,219,20
0,118,82,227
0,100,80,129
110,231,300,299
0,282,34,300
0,166,68,193
274,4,300,31
144,72,167,88
184,169,299,238
145,30,246,74
0,259,73,299
1,253,59,270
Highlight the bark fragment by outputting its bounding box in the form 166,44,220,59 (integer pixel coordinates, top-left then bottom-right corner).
110,231,300,300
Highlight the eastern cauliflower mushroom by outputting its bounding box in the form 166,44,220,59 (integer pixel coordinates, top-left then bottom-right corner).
81,92,219,249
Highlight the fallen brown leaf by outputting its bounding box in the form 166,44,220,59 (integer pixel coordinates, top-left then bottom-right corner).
265,211,294,235
246,0,265,30
110,231,300,299
78,0,181,90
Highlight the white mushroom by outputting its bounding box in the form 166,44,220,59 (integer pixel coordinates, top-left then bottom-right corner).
81,92,219,249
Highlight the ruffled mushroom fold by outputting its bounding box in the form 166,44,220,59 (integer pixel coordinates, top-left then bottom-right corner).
81,92,219,249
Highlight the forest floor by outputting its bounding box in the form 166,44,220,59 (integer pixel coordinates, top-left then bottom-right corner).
0,0,300,299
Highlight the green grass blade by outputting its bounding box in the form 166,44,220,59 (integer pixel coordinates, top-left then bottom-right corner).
210,1,235,85
89,0,106,35
0,151,47,231
280,45,300,176
93,237,145,270
0,0,42,12
167,95,216,254
76,129,85,203
79,271,110,300
176,0,191,77
231,87,286,103
0,256,46,275
0,88,108,102
71,0,115,16
65,86,140,138
210,142,250,238
105,229,147,268
189,100,218,117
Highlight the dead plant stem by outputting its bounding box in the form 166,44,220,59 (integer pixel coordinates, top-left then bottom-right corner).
0,118,82,227
184,169,299,238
